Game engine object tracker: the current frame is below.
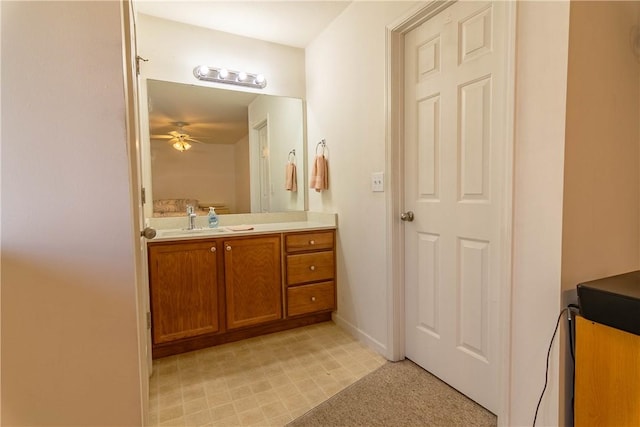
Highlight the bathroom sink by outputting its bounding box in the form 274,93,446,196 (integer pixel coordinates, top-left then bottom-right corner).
156,227,228,238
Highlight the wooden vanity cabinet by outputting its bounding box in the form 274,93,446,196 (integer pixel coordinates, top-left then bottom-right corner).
148,240,223,345
223,235,282,329
148,229,336,358
284,230,336,317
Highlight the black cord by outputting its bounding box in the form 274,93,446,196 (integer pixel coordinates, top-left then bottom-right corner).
567,308,575,420
568,312,575,362
567,304,580,419
533,307,568,427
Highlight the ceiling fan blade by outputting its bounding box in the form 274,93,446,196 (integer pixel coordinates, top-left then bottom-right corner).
169,130,182,137
150,134,173,140
168,137,180,144
185,137,205,144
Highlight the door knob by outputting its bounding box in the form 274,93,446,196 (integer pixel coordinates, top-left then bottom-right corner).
400,211,414,222
141,227,157,239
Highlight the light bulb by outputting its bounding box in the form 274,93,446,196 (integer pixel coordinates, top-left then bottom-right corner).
218,68,229,79
198,65,209,76
255,74,265,84
172,141,191,152
238,71,247,81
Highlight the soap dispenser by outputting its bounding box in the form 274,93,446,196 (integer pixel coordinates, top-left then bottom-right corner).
208,207,219,228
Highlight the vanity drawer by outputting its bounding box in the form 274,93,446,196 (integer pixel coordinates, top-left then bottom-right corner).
287,281,335,317
285,231,334,253
286,251,334,285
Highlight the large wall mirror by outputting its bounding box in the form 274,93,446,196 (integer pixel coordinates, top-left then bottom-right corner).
145,79,306,217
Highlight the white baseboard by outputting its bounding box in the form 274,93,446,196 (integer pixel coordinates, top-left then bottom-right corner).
331,312,389,359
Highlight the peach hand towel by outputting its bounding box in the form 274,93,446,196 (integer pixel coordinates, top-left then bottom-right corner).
285,162,297,192
310,155,329,192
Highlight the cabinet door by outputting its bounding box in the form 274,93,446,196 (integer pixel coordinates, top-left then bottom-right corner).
149,241,220,344
224,235,282,329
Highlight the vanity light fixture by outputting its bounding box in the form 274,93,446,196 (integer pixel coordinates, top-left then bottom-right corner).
193,65,267,89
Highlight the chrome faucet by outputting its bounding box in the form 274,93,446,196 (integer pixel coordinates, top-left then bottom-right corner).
186,205,197,230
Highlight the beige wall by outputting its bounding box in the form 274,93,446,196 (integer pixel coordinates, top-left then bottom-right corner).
562,1,640,291
136,13,306,99
510,2,571,425
561,1,640,424
305,0,419,353
151,141,240,212
1,2,142,424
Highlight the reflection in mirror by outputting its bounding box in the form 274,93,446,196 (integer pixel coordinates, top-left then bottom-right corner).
146,80,305,217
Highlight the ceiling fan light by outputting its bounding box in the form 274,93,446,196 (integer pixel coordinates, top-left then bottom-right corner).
172,141,191,152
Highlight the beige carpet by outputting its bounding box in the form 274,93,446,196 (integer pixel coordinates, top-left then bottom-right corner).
288,359,497,427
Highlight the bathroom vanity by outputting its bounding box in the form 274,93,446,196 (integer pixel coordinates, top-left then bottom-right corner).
147,215,337,358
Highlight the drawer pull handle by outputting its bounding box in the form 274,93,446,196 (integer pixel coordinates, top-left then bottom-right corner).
311,296,316,302
309,265,316,271
210,247,216,253
309,240,315,245
226,245,232,251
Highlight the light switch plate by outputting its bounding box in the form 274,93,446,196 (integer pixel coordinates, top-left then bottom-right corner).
371,172,384,192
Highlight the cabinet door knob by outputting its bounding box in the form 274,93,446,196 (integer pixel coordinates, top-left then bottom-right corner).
311,296,316,302
309,265,316,271
309,240,315,245
210,247,216,252
226,245,232,251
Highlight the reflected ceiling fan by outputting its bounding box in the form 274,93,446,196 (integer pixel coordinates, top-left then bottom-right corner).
151,122,205,152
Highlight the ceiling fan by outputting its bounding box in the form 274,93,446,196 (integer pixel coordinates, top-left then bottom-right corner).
150,122,205,152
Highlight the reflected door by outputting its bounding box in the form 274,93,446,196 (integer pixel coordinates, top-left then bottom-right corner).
257,121,271,212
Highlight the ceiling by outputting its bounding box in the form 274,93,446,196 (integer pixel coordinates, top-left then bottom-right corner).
135,1,351,48
147,79,259,145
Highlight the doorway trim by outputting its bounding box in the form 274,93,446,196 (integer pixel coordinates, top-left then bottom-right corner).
384,1,517,424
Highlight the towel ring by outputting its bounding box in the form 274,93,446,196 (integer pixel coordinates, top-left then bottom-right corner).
316,139,327,156
288,149,296,162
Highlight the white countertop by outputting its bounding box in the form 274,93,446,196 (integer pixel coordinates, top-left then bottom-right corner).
147,212,337,243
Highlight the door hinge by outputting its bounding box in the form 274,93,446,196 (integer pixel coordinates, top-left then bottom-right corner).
141,187,146,204
136,55,148,76
146,311,152,330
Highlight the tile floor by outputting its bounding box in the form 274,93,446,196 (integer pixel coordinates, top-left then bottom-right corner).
148,321,387,427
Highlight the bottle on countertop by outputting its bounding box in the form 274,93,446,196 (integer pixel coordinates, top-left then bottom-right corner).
208,207,219,228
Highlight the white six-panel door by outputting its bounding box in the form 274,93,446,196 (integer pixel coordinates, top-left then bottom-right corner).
404,1,508,413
